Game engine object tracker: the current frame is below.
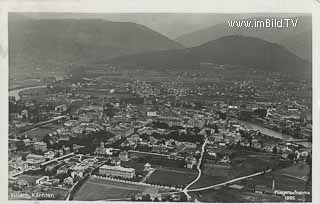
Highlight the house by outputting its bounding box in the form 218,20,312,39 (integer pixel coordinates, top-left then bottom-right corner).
64,177,74,185
185,156,197,169
33,142,47,152
44,151,55,160
55,104,67,113
23,139,32,147
26,154,46,168
11,160,29,171
119,151,129,161
144,163,151,171
218,155,231,164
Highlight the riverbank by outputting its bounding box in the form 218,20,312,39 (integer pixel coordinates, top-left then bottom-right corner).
232,118,311,148
9,85,47,100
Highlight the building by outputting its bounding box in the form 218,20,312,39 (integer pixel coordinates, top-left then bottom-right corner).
23,138,32,147
99,164,135,179
147,111,157,117
55,104,67,113
185,156,197,169
64,177,74,186
44,151,55,160
158,116,182,127
63,146,71,154
26,154,46,168
21,110,28,118
95,142,108,155
11,160,29,171
26,154,45,162
110,126,134,138
119,151,129,161
144,163,151,171
33,142,47,152
152,144,168,154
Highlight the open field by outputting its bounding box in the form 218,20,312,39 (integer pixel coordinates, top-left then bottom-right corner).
230,153,288,177
17,174,42,185
189,174,226,190
275,162,310,181
237,171,308,192
73,176,164,200
192,151,291,190
73,177,142,200
23,123,64,142
190,187,284,202
146,167,197,187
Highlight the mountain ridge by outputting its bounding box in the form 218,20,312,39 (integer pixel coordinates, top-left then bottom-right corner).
9,17,183,77
175,16,312,61
109,35,311,77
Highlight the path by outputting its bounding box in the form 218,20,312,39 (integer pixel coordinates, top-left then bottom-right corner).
182,137,208,199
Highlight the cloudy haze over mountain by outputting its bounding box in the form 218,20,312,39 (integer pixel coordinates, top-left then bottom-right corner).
12,13,300,39
9,13,312,79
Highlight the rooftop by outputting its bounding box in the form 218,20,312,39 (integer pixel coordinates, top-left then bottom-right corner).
100,164,135,173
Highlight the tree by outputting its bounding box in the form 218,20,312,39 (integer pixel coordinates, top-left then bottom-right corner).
254,109,267,118
272,146,278,154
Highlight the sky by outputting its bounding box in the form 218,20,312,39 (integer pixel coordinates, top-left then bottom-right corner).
10,12,305,39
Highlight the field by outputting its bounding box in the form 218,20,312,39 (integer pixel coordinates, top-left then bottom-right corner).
275,162,310,181
240,171,308,192
191,151,290,190
24,123,64,141
17,174,42,185
74,177,142,200
73,176,162,201
229,152,288,177
189,174,226,189
146,167,197,187
190,187,284,202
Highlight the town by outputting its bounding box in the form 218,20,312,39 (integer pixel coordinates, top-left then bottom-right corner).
8,66,312,202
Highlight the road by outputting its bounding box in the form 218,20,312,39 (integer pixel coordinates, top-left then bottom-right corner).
188,169,272,192
140,168,155,183
182,136,208,199
161,169,272,198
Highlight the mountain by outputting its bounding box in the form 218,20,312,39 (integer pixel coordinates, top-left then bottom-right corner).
9,16,183,77
175,16,312,61
109,35,311,76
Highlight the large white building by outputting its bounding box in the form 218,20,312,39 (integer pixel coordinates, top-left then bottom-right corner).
99,165,135,179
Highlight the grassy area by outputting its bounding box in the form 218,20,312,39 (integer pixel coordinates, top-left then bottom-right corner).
189,174,226,189
73,177,146,200
17,174,42,185
275,162,310,181
191,187,284,202
230,153,286,177
192,152,290,190
237,171,308,192
25,123,63,141
146,167,197,187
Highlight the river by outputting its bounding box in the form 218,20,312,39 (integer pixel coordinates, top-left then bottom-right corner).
233,119,312,148
9,85,47,100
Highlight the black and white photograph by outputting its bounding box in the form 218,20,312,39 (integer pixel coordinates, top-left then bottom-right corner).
3,1,318,203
